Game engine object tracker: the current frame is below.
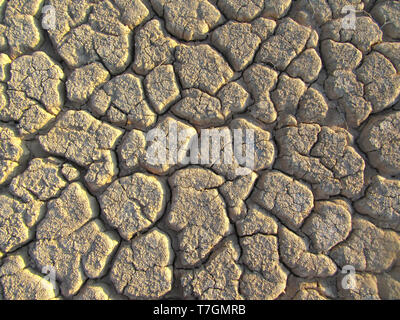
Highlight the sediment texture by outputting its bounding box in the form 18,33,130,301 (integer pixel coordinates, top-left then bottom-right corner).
0,0,400,300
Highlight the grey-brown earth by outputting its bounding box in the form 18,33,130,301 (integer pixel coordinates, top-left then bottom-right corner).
0,0,400,300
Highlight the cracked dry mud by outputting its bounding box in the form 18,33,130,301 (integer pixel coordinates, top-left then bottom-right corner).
0,0,400,301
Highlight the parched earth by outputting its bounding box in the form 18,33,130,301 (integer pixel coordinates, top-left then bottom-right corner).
0,0,400,300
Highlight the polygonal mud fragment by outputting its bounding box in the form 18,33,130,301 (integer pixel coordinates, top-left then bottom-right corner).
321,16,382,53
66,62,110,104
357,51,396,84
286,49,322,83
243,63,278,101
0,10,6,52
302,200,352,253
243,63,278,123
197,126,247,180
132,19,178,75
167,167,229,266
150,0,223,41
142,116,197,175
321,40,362,73
350,16,383,53
276,124,365,199
296,88,329,124
355,175,400,231
90,73,156,129
277,123,321,156
282,275,336,300
48,0,146,74
250,17,276,40
217,0,264,22
0,82,6,110
74,281,120,300
256,36,295,71
272,126,324,194
172,89,225,127
0,194,38,253
356,51,400,113
30,182,119,297
4,158,75,241
359,111,400,176
19,107,56,137
10,157,67,203
337,272,380,300
276,124,334,194
219,171,258,221
34,182,95,239
374,42,400,72
99,173,167,240
229,118,276,172
291,0,332,27
61,163,80,182
279,110,303,128
0,124,28,185
39,110,123,191
330,217,400,273
180,238,242,300
110,228,173,299
174,44,233,95
144,65,180,115
312,126,365,198
320,18,344,41
327,0,363,18
256,18,311,70
50,23,96,68
1,91,53,137
339,95,372,128
376,267,400,300
0,249,58,300
211,21,261,71
113,0,150,28
263,0,292,19
3,51,64,134
217,81,251,117
364,74,400,113
0,53,11,82
240,234,288,300
293,288,329,300
0,0,44,58
188,122,264,181
307,30,319,48
371,0,400,39
253,170,314,229
271,74,307,115
117,129,147,172
325,70,363,100
278,226,337,278
323,62,371,127
236,202,278,236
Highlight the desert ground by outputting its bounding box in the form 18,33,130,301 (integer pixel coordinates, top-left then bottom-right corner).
0,0,400,300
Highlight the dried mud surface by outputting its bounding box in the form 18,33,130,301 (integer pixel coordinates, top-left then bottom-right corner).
0,0,400,300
